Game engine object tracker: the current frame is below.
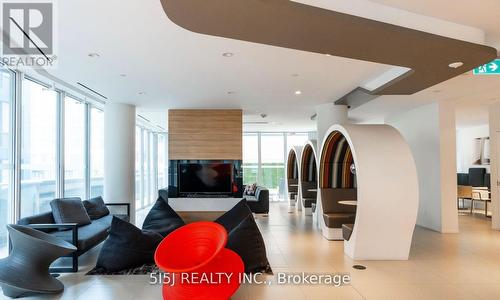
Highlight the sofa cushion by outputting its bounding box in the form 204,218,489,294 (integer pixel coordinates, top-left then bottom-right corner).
51,215,113,250
95,216,163,272
50,198,91,227
17,212,56,233
83,196,110,220
142,197,185,237
245,196,258,202
322,213,356,228
216,200,272,274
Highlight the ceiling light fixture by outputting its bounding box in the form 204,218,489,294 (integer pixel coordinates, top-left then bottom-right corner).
291,73,299,77
325,54,332,57
88,53,100,58
295,90,302,95
138,91,146,95
222,52,234,57
120,74,127,77
227,91,235,95
448,62,464,69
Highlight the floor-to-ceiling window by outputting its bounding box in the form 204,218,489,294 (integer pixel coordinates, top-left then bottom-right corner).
149,132,157,205
135,127,142,209
261,133,285,201
0,68,14,258
135,125,167,210
90,107,104,198
20,79,58,217
243,133,259,186
242,132,310,201
157,133,167,188
64,96,86,198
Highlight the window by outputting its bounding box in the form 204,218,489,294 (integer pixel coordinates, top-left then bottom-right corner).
286,132,309,149
261,133,285,201
243,133,259,185
242,132,309,201
90,107,104,198
135,127,141,208
157,134,167,188
149,132,156,205
20,79,58,217
0,68,14,258
64,96,86,198
142,129,150,206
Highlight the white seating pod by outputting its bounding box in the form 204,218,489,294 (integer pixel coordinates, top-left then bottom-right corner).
286,146,303,212
299,140,319,219
318,124,418,260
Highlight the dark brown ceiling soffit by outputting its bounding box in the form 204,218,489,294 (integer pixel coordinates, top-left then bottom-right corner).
160,0,497,104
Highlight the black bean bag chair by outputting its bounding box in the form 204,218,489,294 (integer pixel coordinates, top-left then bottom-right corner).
142,197,185,237
95,216,163,272
215,200,272,274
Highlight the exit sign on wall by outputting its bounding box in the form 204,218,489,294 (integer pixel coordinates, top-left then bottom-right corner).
473,59,500,75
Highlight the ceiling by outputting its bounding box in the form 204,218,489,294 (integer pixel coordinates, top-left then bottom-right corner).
369,0,500,48
28,0,500,130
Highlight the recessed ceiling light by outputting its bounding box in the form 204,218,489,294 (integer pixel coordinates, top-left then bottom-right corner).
448,62,464,69
120,74,127,77
138,91,146,95
295,90,302,95
291,73,299,77
222,52,234,57
88,53,100,58
227,91,236,95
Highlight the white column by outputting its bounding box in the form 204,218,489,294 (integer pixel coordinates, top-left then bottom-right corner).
315,103,348,145
104,103,136,223
387,101,459,233
489,102,500,230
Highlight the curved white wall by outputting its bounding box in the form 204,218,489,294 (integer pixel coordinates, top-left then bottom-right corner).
319,124,418,260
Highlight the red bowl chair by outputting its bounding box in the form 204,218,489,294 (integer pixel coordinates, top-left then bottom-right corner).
155,222,244,300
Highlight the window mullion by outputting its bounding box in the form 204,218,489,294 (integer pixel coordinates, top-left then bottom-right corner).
84,103,91,199
12,70,23,222
56,91,65,198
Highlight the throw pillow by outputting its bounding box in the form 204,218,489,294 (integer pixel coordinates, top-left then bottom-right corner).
82,196,110,220
142,197,185,237
95,216,163,272
245,183,257,196
215,200,272,274
50,198,91,227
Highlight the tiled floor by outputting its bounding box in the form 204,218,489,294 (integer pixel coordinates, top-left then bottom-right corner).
3,203,500,299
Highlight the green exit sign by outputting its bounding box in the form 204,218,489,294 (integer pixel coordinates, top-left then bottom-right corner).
473,59,500,75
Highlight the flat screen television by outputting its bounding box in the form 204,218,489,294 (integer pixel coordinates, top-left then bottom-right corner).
178,163,233,195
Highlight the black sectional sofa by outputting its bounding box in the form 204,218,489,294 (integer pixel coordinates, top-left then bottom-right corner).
17,199,130,272
243,186,269,214
457,167,490,188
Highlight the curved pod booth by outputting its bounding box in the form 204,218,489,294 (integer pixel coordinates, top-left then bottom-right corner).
319,124,418,260
286,146,303,211
299,140,319,218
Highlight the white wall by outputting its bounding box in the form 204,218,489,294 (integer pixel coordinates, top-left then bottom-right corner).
387,102,459,233
456,125,490,173
489,102,500,230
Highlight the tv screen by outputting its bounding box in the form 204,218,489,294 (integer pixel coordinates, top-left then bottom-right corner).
179,163,233,194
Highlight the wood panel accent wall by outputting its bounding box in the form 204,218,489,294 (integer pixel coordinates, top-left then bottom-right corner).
168,109,242,160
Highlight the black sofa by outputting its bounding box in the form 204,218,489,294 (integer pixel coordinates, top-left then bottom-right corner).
243,186,269,214
457,167,490,188
16,200,130,272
